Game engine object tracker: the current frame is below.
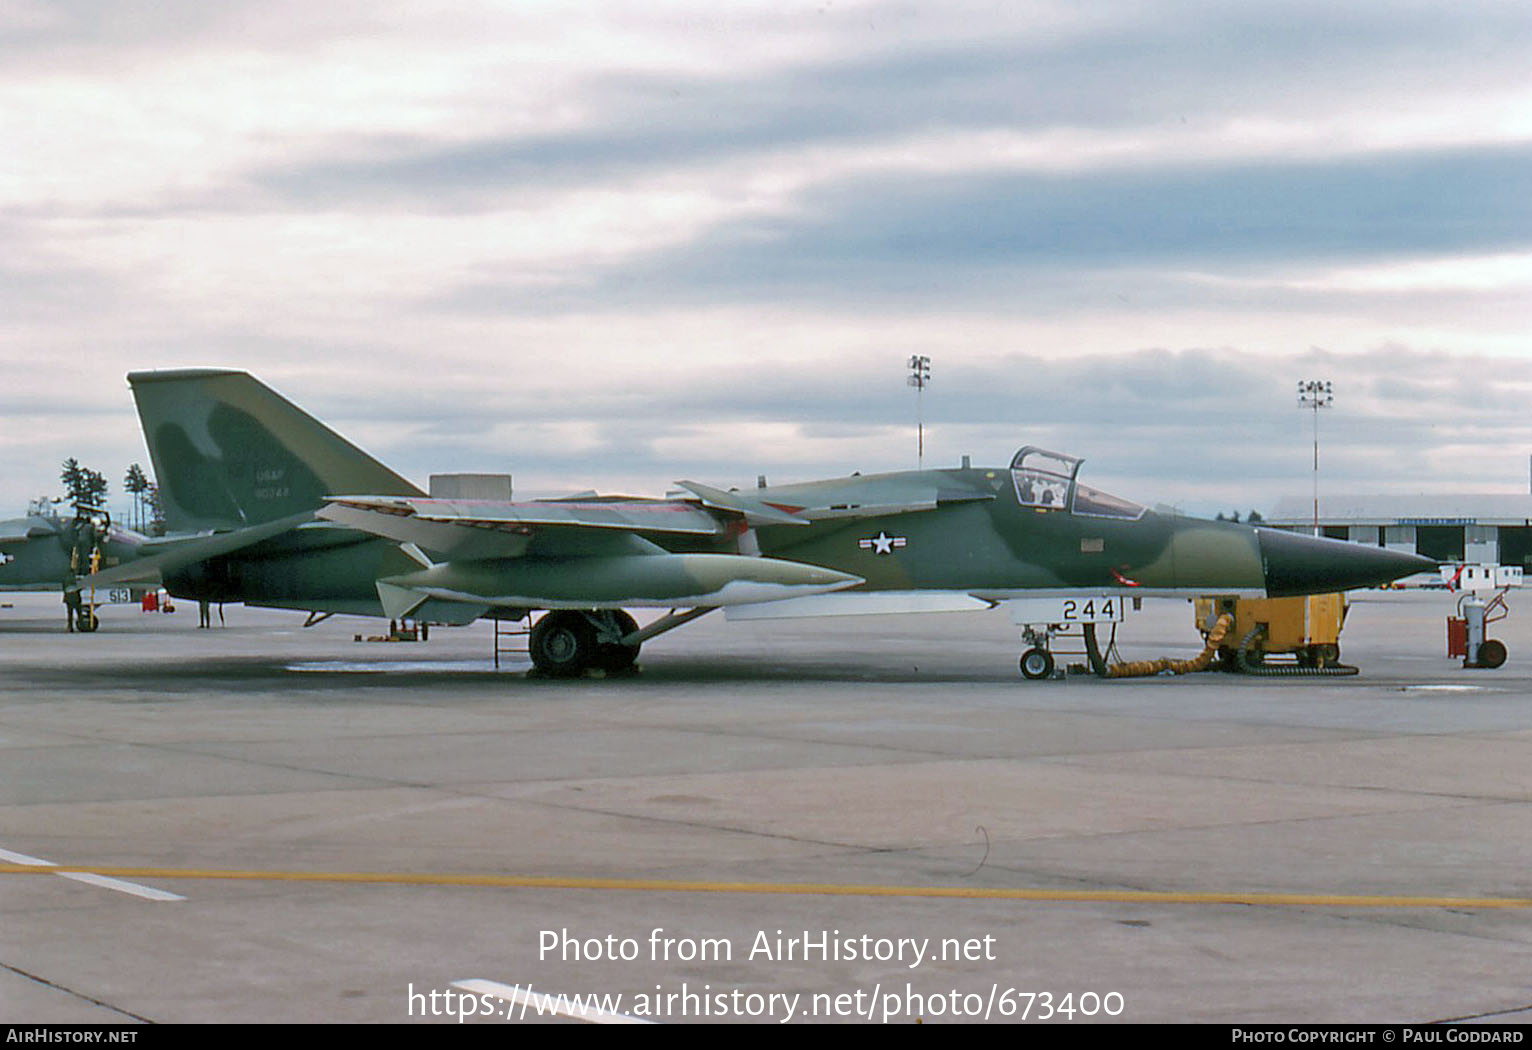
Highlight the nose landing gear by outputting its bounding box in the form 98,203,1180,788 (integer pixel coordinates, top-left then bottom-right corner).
1009,597,1125,681
1019,644,1055,680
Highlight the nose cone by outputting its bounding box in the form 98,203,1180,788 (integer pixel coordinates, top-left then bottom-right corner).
1257,528,1436,596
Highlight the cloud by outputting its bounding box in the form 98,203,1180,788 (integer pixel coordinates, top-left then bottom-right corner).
300,344,1531,511
422,143,1532,323
714,145,1531,269
2,2,1530,519
245,1,1532,208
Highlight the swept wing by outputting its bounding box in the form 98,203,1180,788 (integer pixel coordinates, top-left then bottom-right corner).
317,496,861,614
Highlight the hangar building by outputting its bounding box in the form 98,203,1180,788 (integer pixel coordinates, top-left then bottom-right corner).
1266,494,1532,569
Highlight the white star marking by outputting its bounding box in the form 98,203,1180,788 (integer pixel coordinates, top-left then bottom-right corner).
858,531,907,555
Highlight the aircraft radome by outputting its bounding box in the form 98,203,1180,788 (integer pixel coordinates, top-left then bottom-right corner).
91,369,1433,677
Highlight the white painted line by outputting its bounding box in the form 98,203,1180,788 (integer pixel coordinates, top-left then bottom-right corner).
0,846,184,901
452,979,654,1025
59,872,187,902
0,847,51,866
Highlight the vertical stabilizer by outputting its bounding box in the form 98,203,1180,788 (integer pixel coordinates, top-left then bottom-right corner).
129,369,423,532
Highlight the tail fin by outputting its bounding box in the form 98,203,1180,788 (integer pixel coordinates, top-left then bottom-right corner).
129,369,423,532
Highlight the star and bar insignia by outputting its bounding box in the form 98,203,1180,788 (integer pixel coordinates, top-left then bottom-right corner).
858,531,907,555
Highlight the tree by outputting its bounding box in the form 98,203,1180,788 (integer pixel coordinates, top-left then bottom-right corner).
60,458,83,500
60,458,108,508
144,483,166,537
124,463,151,530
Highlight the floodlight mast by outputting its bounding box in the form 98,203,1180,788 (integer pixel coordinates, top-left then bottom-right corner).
1297,379,1333,537
907,355,931,469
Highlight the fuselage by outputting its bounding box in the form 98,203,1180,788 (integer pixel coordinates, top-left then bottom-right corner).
747,461,1430,598
156,459,1433,614
0,516,147,592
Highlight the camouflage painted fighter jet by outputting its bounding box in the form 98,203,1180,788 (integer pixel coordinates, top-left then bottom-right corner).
96,369,1433,675
0,506,150,630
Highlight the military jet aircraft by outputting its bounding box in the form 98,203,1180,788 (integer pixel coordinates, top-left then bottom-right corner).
96,368,1433,676
1,506,149,630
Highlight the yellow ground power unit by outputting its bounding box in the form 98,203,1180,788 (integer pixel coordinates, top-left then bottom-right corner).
1195,593,1350,674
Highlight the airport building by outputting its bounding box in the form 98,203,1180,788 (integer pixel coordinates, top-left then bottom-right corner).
1266,493,1532,568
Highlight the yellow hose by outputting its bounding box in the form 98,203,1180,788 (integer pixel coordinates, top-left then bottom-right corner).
1104,613,1233,678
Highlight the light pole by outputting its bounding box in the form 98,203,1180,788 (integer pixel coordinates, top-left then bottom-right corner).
907,355,931,469
1297,379,1333,537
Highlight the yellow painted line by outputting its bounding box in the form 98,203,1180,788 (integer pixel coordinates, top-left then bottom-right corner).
0,863,1527,909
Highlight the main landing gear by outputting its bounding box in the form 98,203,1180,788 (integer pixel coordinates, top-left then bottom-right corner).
528,610,641,677
524,607,721,677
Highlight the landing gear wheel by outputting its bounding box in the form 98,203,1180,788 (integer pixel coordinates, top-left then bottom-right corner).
1311,643,1340,668
595,610,641,673
1478,639,1508,669
529,611,597,677
1019,647,1055,680
75,610,99,633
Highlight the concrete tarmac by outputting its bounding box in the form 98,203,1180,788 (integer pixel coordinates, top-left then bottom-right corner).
3,589,1532,1024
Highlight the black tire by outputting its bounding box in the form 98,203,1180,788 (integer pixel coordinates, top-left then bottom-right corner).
76,610,99,633
529,611,597,677
1019,647,1054,680
1478,639,1508,669
595,610,641,673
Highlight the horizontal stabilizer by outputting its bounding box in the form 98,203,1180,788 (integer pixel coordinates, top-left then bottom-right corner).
320,495,723,558
83,512,316,587
320,501,533,559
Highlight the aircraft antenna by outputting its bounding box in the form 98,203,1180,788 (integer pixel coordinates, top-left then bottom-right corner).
907,355,931,468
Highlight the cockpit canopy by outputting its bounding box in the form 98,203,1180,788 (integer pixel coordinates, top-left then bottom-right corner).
1009,447,1145,520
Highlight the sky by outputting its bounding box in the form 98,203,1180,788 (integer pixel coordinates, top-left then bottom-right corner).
3,0,1530,519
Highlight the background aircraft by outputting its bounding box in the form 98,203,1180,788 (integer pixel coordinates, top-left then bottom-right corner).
97,369,1432,675
1,506,149,631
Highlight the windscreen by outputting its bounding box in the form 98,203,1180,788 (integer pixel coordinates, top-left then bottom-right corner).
1010,447,1144,520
